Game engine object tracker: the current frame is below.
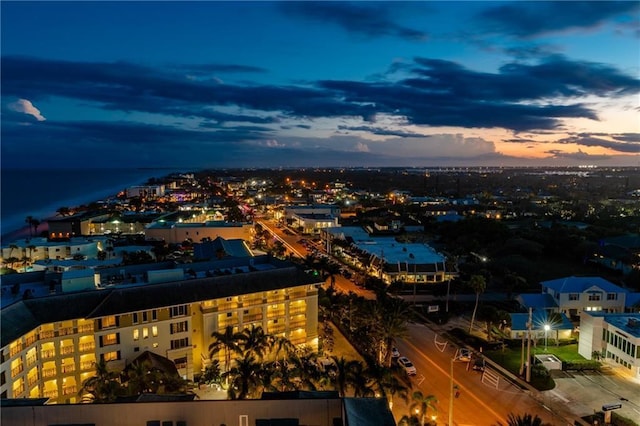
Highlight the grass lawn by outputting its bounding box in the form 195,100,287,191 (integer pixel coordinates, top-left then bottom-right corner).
484,343,586,391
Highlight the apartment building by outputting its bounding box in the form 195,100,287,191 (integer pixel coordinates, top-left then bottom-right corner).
144,220,253,244
0,256,320,404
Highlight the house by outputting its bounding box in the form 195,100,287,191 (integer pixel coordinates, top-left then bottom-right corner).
508,312,574,341
540,276,629,319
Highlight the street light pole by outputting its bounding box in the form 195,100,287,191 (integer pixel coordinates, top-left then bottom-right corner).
544,324,550,352
526,307,532,383
448,357,454,426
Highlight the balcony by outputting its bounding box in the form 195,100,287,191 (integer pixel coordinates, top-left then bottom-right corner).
268,325,286,335
27,375,39,387
11,364,24,378
242,313,263,323
61,364,75,374
39,330,55,340
10,344,23,357
25,335,37,346
60,346,74,355
267,310,285,319
58,327,74,336
79,342,95,352
289,318,307,328
26,355,38,366
13,384,25,396
80,361,95,371
78,324,94,333
43,389,58,399
42,368,56,378
289,306,307,315
41,349,55,359
62,386,77,395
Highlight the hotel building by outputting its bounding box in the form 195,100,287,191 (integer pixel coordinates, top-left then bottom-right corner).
0,256,320,404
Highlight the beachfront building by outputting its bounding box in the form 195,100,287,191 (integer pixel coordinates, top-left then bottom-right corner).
144,220,253,244
1,237,106,267
48,212,111,239
578,312,640,380
321,226,448,284
125,184,166,199
1,393,395,426
0,255,320,404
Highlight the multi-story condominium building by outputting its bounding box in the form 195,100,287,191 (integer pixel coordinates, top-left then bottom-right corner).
578,312,640,380
144,221,253,244
0,256,320,404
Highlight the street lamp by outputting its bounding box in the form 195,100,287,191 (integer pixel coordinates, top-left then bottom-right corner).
544,324,551,352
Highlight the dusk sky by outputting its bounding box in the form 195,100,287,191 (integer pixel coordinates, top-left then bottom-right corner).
2,1,639,169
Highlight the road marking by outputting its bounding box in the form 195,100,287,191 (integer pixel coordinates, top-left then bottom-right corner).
550,390,570,403
404,339,508,425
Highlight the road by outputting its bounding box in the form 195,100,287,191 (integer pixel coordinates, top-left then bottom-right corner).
253,221,602,424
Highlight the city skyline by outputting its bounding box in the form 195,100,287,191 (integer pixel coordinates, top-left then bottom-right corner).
1,1,639,169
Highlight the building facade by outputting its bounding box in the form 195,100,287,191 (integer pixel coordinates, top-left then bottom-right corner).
578,312,640,380
0,257,319,404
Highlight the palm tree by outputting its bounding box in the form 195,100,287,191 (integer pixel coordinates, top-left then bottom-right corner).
374,293,410,367
410,390,438,426
224,353,264,399
124,360,160,395
327,356,359,396
468,274,487,334
493,413,547,426
367,363,410,410
241,325,271,360
209,325,247,383
25,216,34,237
78,359,123,403
350,362,375,397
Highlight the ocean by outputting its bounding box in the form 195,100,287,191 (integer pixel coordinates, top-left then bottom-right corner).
1,168,187,239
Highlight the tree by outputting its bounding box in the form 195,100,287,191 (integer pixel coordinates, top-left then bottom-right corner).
494,413,548,426
373,293,410,367
199,360,222,387
124,360,160,395
326,356,359,396
241,325,271,360
468,275,487,334
410,390,438,426
209,325,247,383
56,206,72,217
224,353,263,399
78,359,124,403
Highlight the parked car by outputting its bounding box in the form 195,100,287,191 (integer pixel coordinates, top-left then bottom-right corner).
397,356,417,375
472,358,485,372
391,347,400,359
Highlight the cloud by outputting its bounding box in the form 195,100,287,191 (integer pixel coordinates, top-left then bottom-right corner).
2,54,638,138
557,134,640,153
354,142,370,152
338,125,429,138
280,2,427,41
478,1,640,38
7,98,46,121
545,149,612,161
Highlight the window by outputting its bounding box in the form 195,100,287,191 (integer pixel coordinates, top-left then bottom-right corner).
170,338,189,350
101,316,117,329
152,326,158,337
102,351,120,362
607,293,617,301
170,305,187,318
170,321,189,334
568,293,579,301
152,310,157,321
133,329,139,341
133,313,138,324
588,293,601,301
143,328,149,339
101,333,119,346
143,312,148,322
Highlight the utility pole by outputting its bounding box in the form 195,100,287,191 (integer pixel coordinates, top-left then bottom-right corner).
526,307,532,383
448,357,454,426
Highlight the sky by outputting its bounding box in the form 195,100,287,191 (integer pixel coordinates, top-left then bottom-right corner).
1,1,639,169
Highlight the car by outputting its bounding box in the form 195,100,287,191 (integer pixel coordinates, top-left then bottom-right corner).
391,347,400,359
397,356,417,375
472,359,485,372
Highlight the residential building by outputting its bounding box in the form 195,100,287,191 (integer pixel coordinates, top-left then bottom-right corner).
1,393,395,426
144,220,253,244
0,256,320,404
578,312,640,380
539,276,630,318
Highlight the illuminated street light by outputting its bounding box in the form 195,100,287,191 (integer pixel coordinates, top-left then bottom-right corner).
544,324,551,352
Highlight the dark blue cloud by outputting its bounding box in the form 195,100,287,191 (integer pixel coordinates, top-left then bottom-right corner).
338,125,429,138
558,134,640,153
280,2,427,41
478,1,640,38
2,54,638,136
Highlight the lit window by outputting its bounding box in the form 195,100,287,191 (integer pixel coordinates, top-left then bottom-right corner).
133,329,139,341
152,326,158,337
143,328,149,339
